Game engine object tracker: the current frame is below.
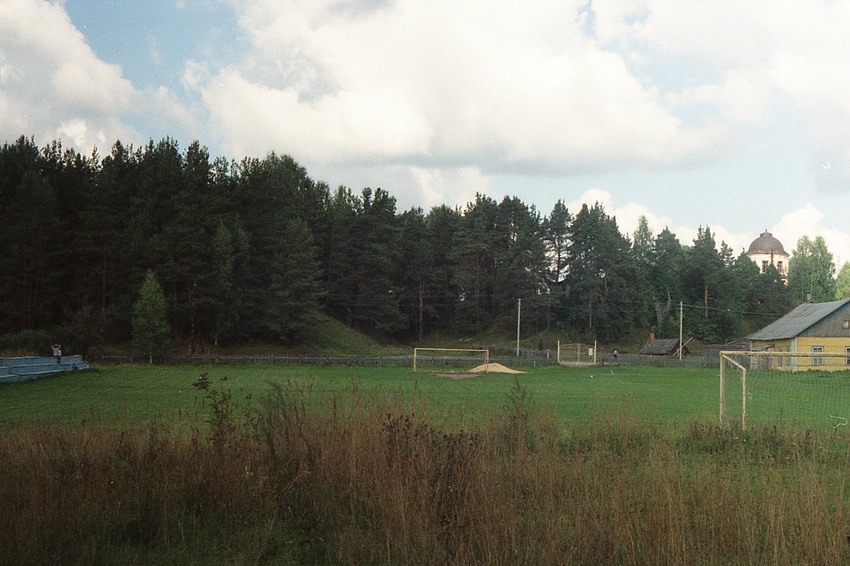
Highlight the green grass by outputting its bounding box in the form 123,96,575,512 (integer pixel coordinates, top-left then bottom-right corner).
724,369,850,430
0,364,722,429
4,363,850,564
11,363,850,433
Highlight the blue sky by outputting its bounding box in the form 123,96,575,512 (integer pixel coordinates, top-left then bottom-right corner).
3,0,850,265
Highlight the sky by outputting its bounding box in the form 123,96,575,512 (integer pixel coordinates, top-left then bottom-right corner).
3,0,850,266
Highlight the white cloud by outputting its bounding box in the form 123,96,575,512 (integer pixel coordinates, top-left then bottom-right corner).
774,204,850,268
567,188,614,215
149,86,197,133
409,166,490,211
197,66,433,163
567,188,680,242
0,0,140,150
53,119,101,149
198,0,723,189
181,0,850,209
670,69,773,125
594,0,798,63
310,161,490,213
774,203,826,250
594,0,850,191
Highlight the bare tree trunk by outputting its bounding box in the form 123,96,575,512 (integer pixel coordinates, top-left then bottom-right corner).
653,288,673,331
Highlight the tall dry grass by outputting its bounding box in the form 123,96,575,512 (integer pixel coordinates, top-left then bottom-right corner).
2,376,850,564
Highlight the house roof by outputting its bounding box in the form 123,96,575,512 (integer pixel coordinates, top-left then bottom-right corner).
748,299,850,341
639,338,684,355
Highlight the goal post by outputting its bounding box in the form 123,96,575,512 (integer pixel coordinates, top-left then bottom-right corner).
413,348,490,373
556,341,597,365
719,352,747,429
720,351,850,431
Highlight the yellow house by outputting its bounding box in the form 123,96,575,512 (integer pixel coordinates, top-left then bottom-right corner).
749,299,850,371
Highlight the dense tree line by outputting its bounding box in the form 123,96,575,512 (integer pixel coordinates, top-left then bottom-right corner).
0,136,822,354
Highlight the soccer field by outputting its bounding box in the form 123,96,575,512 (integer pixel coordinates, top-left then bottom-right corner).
0,363,722,428
6,362,850,430
5,362,850,564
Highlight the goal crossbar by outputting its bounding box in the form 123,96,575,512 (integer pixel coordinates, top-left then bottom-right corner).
413,348,490,373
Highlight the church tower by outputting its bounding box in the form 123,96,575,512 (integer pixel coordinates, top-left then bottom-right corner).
746,230,789,282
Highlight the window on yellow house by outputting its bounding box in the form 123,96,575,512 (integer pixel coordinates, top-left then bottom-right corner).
812,346,824,366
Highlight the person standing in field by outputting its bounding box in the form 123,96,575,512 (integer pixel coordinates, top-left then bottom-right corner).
52,343,62,364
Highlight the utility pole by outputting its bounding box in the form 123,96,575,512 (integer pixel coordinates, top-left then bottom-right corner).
516,298,521,356
679,301,684,362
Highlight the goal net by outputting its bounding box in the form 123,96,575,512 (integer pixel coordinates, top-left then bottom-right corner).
412,348,490,373
720,351,850,430
557,342,596,365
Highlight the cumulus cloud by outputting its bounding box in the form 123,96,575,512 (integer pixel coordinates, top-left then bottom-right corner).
407,166,491,211
670,69,773,125
197,0,725,197
310,161,491,212
0,0,140,150
774,204,850,267
149,86,199,134
567,188,692,245
191,0,850,204
594,0,850,192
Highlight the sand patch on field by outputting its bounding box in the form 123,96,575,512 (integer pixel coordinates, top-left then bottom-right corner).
469,363,524,374
433,363,525,379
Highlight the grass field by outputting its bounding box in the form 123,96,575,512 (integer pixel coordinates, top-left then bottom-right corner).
723,368,850,430
4,363,850,564
0,363,721,429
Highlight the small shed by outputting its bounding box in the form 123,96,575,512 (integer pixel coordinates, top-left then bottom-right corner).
639,338,688,356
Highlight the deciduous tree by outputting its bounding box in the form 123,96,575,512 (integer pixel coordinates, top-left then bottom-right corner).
132,271,170,363
789,235,836,303
836,262,850,300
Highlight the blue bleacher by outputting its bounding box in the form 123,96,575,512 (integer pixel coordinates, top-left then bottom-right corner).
0,355,93,384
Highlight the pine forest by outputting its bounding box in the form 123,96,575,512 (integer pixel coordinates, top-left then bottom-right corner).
0,136,830,355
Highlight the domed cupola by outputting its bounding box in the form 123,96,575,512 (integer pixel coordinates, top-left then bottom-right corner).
746,230,789,281
747,230,787,255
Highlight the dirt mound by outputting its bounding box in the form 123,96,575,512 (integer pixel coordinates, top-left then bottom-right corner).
468,363,525,374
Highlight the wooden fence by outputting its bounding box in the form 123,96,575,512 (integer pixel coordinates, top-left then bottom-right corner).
91,350,712,369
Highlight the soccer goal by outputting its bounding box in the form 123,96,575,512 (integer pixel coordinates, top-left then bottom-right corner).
556,341,597,366
412,348,490,373
720,351,850,430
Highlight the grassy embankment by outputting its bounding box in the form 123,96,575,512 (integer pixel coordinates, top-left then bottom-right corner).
2,365,850,564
